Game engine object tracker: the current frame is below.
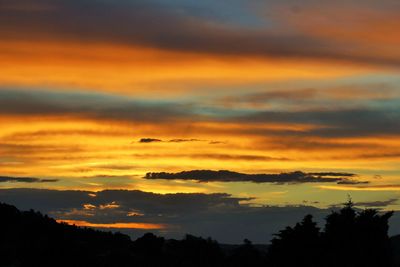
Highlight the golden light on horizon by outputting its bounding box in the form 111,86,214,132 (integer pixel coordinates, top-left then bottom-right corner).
57,219,166,230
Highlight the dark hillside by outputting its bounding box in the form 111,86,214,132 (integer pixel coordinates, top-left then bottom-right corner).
0,202,265,267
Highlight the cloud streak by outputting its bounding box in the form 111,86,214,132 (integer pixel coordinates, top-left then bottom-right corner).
138,138,162,143
58,219,165,230
144,170,360,184
2,88,400,139
0,176,58,183
0,0,399,67
355,198,398,208
138,138,204,143
233,108,400,138
0,89,193,123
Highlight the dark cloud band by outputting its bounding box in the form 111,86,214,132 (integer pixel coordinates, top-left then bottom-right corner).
1,0,400,67
1,188,398,243
144,170,362,184
0,176,58,183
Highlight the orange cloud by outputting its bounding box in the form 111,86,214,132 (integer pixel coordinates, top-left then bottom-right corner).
0,40,371,96
58,219,166,230
318,184,400,191
274,1,400,63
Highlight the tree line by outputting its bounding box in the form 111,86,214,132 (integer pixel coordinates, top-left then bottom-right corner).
0,201,398,267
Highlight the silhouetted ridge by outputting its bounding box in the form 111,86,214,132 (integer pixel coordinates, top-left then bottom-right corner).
0,202,253,267
0,202,132,267
0,201,397,267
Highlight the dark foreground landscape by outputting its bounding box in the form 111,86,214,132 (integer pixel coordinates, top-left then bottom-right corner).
1,201,400,267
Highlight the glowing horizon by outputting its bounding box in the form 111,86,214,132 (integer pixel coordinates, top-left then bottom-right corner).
57,219,166,230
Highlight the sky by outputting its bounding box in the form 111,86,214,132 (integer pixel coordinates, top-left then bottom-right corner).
1,0,400,243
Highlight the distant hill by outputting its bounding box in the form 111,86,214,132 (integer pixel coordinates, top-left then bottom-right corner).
0,202,265,267
0,202,134,267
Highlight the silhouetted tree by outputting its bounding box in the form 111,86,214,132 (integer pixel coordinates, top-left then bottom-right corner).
323,201,393,267
268,200,394,267
268,214,322,267
0,201,397,267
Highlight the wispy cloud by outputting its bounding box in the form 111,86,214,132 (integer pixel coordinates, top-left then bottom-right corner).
138,138,162,143
319,184,400,191
138,138,216,144
0,176,58,183
0,89,193,123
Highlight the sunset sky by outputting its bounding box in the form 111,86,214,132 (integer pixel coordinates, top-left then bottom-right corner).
1,0,400,243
